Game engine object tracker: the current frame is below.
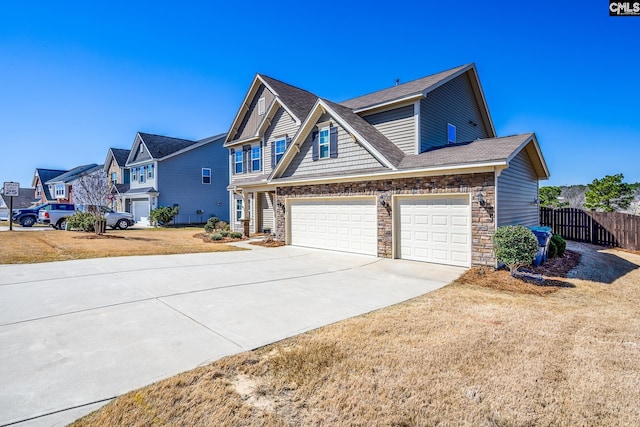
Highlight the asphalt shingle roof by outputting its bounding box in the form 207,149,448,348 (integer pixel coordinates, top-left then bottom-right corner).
44,164,99,184
323,100,406,168
110,148,131,166
260,75,318,122
340,64,470,110
138,133,199,159
398,134,534,170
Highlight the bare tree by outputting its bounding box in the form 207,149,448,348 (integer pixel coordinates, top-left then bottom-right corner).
73,169,109,219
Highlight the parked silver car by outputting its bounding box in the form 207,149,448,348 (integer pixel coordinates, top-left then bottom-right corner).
101,206,135,230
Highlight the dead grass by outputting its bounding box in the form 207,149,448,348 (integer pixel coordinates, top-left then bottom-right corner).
0,227,244,264
73,247,640,426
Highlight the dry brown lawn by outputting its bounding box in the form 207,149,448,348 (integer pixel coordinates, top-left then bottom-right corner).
73,244,640,426
0,227,243,264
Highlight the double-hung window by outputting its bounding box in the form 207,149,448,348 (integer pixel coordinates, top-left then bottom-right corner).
236,199,243,221
132,168,137,181
55,184,65,198
148,164,154,179
202,168,211,184
319,127,330,159
275,139,286,164
139,166,146,183
234,150,243,174
251,146,260,172
110,172,118,183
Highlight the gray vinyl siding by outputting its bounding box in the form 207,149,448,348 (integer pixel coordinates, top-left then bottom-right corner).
130,144,152,163
497,149,539,227
264,107,299,174
258,192,275,232
282,114,385,177
129,162,157,190
362,104,416,155
235,84,275,141
156,140,229,223
420,72,489,152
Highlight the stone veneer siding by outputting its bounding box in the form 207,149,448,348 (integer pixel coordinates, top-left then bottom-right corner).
275,172,496,266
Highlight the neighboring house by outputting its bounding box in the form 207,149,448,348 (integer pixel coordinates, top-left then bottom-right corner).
104,147,131,211
225,63,549,267
1,187,36,217
118,132,229,224
44,164,101,204
32,168,68,204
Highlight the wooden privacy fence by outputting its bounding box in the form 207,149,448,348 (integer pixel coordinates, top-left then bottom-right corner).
540,207,640,250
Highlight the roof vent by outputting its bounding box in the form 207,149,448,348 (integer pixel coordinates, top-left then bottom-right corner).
395,78,400,86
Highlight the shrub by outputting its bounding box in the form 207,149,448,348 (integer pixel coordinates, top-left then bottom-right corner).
217,221,229,231
493,225,539,277
551,234,566,257
150,206,179,226
547,239,558,259
210,233,223,241
220,230,230,237
230,231,243,239
204,217,219,233
66,212,97,232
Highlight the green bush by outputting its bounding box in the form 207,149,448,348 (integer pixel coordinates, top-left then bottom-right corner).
551,234,566,257
150,206,179,226
210,233,223,241
66,212,97,232
493,225,539,276
230,231,243,239
204,217,219,233
220,230,230,237
547,239,558,259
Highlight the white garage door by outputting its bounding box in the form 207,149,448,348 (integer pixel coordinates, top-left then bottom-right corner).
289,198,377,256
132,201,150,223
397,195,471,267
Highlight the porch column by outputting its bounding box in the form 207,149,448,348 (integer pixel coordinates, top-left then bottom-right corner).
242,192,250,237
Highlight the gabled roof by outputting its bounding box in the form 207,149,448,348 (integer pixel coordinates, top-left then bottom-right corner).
138,133,199,159
259,75,318,124
44,164,99,184
340,64,469,110
399,133,549,178
111,148,131,166
33,168,67,187
225,74,318,145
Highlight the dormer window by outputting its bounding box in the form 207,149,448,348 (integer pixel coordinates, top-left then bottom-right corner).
258,97,266,115
447,123,456,144
319,127,330,159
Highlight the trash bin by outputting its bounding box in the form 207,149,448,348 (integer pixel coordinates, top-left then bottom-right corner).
527,226,553,266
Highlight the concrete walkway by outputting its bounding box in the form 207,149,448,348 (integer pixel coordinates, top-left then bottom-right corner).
0,245,465,426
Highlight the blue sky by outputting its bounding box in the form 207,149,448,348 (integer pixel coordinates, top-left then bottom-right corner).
1,1,639,189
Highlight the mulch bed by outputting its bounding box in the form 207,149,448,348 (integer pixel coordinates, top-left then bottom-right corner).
193,232,246,244
249,240,286,248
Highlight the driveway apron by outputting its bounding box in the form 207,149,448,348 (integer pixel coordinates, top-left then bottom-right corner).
0,245,465,426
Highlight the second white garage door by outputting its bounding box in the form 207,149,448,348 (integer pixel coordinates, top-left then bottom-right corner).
396,195,471,267
289,198,377,256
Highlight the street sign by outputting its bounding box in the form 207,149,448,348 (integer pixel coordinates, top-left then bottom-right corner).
3,182,19,197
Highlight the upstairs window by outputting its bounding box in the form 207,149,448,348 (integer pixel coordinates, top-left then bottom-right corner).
258,97,266,115
132,168,137,181
139,166,146,183
275,139,286,164
111,172,118,183
54,184,65,198
319,127,330,159
234,150,243,174
447,123,456,144
251,146,261,172
36,185,42,196
202,168,211,184
148,164,154,179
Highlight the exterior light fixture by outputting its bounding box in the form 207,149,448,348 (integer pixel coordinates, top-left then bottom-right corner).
478,192,486,207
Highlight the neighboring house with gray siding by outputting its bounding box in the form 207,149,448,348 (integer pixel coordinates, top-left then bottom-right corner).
117,132,229,225
225,64,549,267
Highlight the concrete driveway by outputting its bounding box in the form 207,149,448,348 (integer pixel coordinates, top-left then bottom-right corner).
0,244,465,426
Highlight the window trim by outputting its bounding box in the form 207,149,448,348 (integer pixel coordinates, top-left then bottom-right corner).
139,166,146,183
148,164,154,179
235,198,243,221
132,167,138,181
202,168,211,184
319,126,330,159
258,97,266,115
275,138,286,164
447,123,456,144
54,183,65,198
234,150,243,174
251,146,261,172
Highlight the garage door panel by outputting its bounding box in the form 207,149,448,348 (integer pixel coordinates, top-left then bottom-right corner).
290,199,377,256
397,196,470,267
